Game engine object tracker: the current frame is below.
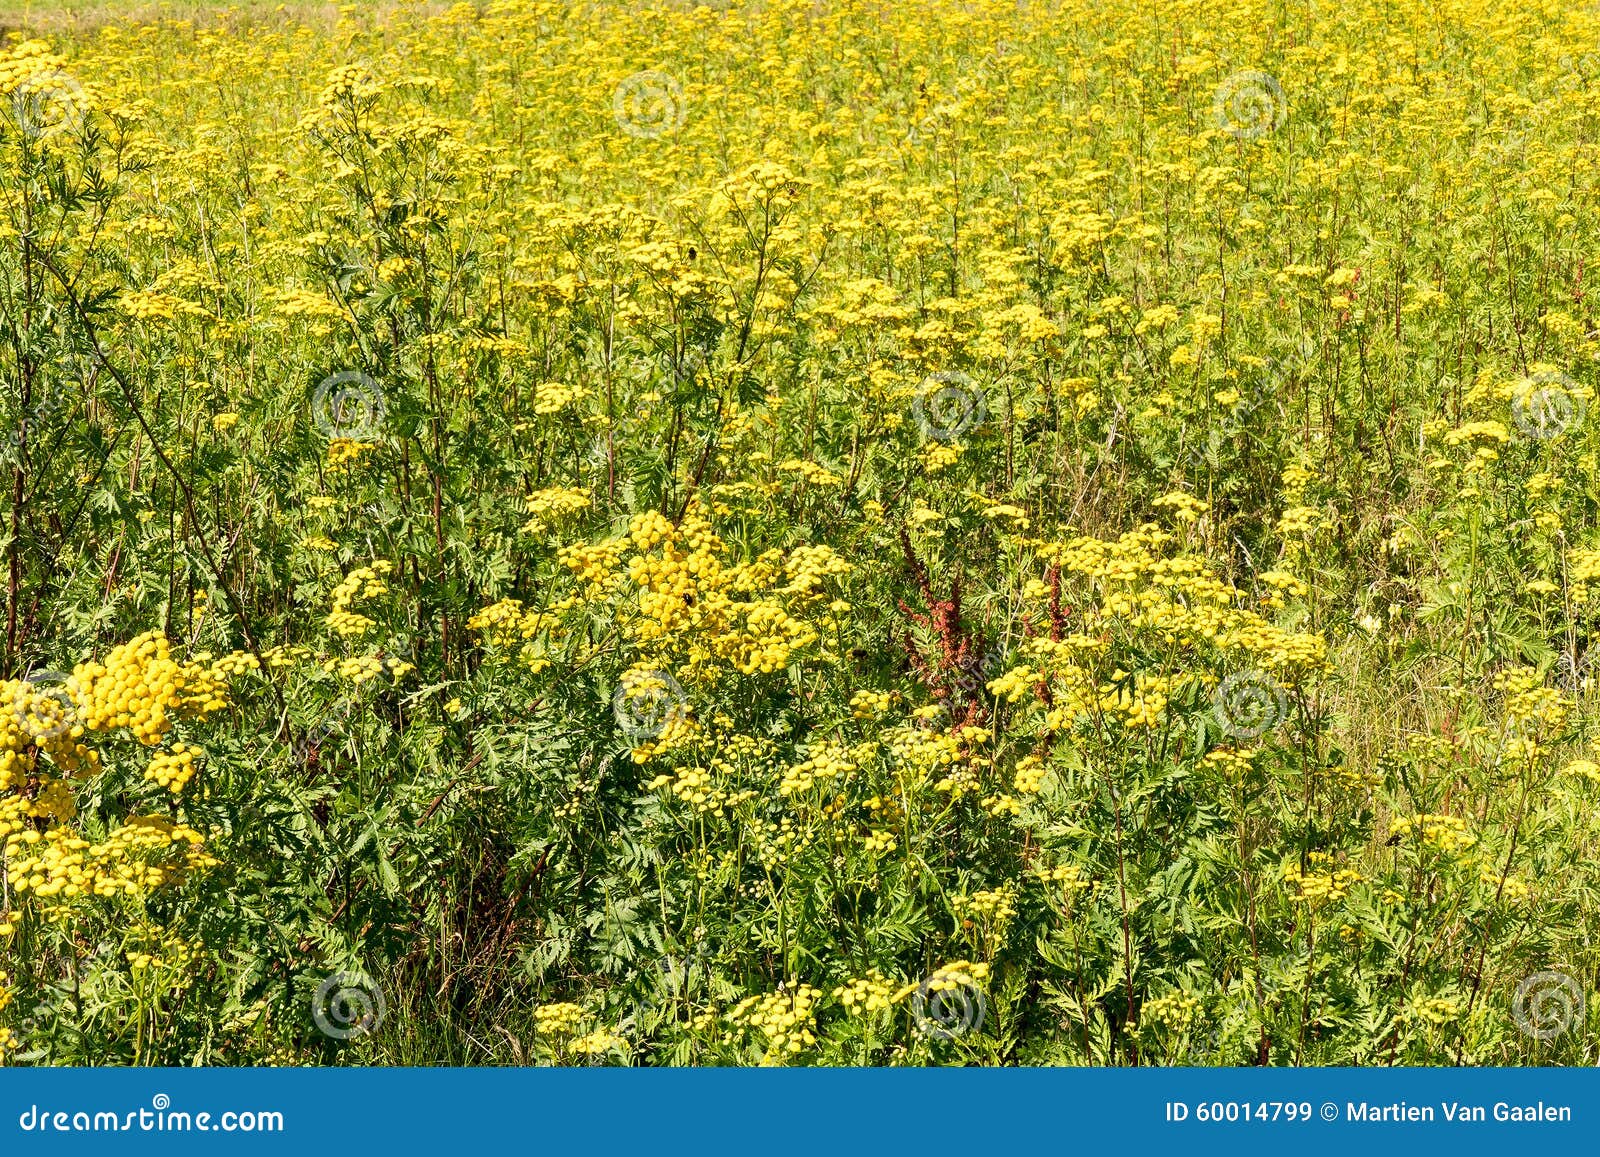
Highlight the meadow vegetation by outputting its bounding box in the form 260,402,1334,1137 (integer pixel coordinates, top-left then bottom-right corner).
1,0,1599,1066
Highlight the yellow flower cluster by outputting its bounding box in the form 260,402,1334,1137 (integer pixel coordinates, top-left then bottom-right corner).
1201,747,1259,781
859,829,898,855
0,970,14,1058
568,1030,625,1057
779,739,857,797
726,984,821,1063
1283,856,1364,906
1034,862,1093,897
622,506,834,674
534,1002,585,1036
1137,992,1202,1033
0,780,74,842
1389,814,1477,855
646,765,756,817
72,632,230,744
1404,996,1463,1028
778,459,843,488
532,381,588,415
523,487,591,533
127,930,198,973
1002,527,1331,743
1492,667,1568,738
1012,754,1047,794
1570,545,1600,604
7,816,217,901
896,960,991,1003
325,438,376,471
1482,871,1531,905
850,689,894,719
0,680,99,789
733,815,811,868
1563,758,1600,783
0,40,93,131
955,886,1018,927
832,972,897,1016
326,562,394,638
1151,490,1210,523
465,598,542,649
145,743,202,795
323,654,413,687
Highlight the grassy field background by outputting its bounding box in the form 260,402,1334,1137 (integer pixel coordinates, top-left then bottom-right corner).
1,0,1599,1068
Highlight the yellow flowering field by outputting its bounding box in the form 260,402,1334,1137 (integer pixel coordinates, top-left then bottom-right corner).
1,0,1600,1066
